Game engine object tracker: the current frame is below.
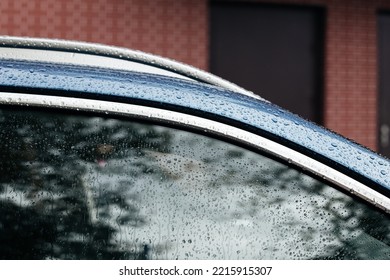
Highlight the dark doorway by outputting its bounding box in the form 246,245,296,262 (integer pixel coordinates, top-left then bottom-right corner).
378,13,390,158
210,1,324,124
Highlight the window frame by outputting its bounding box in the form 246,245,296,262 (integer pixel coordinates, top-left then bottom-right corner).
1,91,389,214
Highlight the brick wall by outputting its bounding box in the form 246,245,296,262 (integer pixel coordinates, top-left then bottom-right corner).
0,0,389,150
0,0,208,69
325,0,379,150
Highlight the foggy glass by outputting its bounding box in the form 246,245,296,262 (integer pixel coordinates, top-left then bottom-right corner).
0,108,389,259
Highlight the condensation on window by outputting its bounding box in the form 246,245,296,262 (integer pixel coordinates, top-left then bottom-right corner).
0,108,389,259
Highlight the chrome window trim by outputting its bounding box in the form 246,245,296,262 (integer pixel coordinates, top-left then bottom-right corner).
0,36,263,100
1,92,389,213
0,47,194,81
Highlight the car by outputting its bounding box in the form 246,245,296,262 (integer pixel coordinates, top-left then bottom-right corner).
0,36,389,260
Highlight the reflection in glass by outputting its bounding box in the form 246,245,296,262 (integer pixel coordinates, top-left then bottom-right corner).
0,108,389,259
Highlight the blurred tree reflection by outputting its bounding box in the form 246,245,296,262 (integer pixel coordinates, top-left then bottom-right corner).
0,108,171,259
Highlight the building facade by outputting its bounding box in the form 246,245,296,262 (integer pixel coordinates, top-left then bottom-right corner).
0,0,389,156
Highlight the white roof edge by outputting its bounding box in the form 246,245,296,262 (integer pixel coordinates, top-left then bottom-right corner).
0,36,265,101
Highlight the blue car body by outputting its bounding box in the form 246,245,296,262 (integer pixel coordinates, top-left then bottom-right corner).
0,37,389,260
0,59,388,193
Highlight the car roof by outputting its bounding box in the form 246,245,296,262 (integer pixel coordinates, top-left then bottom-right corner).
0,36,261,99
0,37,389,195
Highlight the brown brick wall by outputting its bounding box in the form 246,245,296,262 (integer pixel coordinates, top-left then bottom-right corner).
325,0,378,150
0,0,208,69
0,0,389,150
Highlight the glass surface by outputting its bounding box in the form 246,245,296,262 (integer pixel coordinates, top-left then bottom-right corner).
0,108,389,259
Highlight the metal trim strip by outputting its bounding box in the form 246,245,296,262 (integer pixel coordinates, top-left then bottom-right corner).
1,92,389,213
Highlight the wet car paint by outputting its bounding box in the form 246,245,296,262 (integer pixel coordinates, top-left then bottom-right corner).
0,59,389,194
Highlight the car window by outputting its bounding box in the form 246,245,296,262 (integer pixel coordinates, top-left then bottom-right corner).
0,107,389,260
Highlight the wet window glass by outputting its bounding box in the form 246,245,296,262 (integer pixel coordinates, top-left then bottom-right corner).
0,108,389,259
